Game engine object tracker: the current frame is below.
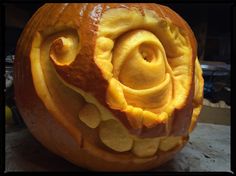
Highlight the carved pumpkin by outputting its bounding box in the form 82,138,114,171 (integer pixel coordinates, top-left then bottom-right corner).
14,3,204,171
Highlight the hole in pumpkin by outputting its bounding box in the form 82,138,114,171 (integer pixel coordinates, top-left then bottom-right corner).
142,51,152,62
139,43,158,63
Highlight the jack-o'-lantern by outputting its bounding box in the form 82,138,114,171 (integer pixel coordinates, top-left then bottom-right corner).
14,3,204,171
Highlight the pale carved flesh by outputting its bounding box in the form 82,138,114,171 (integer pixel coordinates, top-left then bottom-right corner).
28,5,203,158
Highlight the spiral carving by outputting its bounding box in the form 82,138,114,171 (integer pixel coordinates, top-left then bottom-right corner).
49,36,77,66
29,26,85,146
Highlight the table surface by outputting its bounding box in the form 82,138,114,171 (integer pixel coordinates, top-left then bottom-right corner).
5,123,231,172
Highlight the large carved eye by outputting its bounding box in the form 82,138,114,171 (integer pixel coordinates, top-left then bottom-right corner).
95,8,198,131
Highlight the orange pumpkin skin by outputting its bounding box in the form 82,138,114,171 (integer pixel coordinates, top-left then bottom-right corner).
14,3,203,171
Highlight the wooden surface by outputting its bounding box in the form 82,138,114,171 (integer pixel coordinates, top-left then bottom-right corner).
5,123,231,172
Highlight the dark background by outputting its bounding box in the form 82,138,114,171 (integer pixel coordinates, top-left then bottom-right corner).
167,3,231,64
5,3,232,64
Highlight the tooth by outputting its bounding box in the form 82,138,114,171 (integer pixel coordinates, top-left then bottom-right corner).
159,136,182,151
132,138,160,157
78,103,101,128
99,119,133,152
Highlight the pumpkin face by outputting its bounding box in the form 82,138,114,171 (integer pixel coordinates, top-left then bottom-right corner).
14,3,204,171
